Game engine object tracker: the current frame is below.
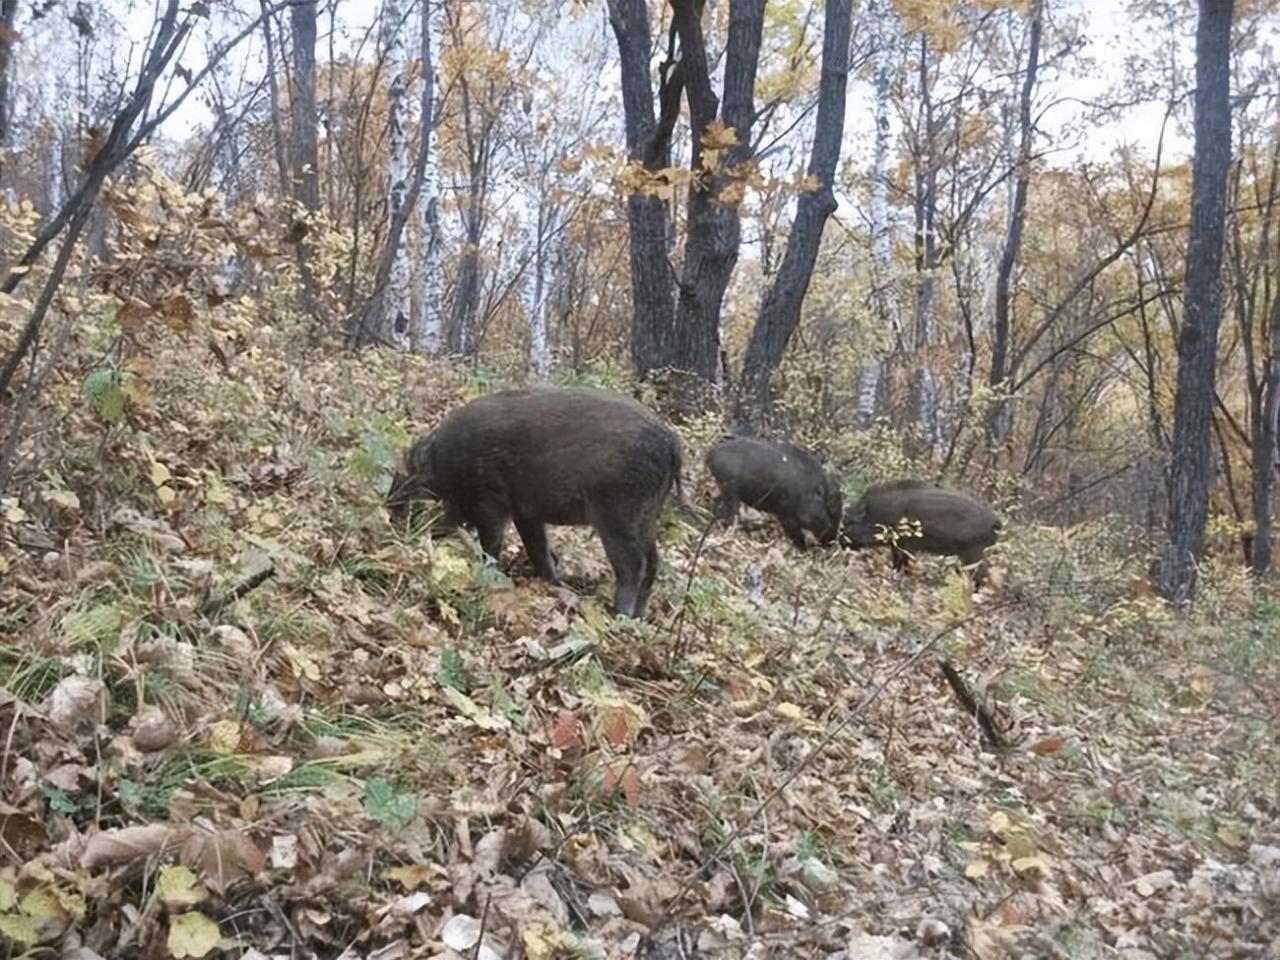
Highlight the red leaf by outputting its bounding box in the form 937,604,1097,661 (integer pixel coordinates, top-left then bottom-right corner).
551,709,581,749
1029,736,1067,755
603,764,641,808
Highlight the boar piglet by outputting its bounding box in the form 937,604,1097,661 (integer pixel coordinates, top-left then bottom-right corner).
387,387,683,619
705,437,843,549
841,479,1001,580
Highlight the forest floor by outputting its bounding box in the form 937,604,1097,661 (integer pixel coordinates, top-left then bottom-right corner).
1,317,1278,960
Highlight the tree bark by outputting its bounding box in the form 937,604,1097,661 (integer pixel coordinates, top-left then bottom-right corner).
259,2,290,196
605,0,681,379
858,0,898,426
1157,0,1234,603
987,0,1043,448
670,0,767,384
1252,290,1280,574
288,0,322,324
737,0,851,424
411,0,444,354
908,33,941,455
0,0,19,184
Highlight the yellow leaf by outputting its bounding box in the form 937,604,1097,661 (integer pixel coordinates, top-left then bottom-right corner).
46,489,80,511
157,865,208,907
19,887,61,920
1011,855,1047,874
285,645,322,682
964,860,989,878
167,910,220,958
150,461,172,486
208,719,243,755
0,913,38,945
156,486,176,506
0,872,15,911
4,504,27,522
382,864,435,890
700,119,739,150
204,474,230,505
772,702,806,722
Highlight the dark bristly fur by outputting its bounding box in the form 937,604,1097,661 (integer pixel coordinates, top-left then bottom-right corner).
388,387,683,619
841,480,1002,580
705,437,843,548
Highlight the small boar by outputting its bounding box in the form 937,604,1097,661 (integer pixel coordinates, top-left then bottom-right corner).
705,437,843,549
387,387,682,619
841,479,1001,578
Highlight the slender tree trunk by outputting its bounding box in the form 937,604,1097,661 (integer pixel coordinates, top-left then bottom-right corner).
670,0,767,384
859,0,897,426
738,0,851,424
1157,0,1234,602
379,0,411,348
528,200,553,377
450,180,482,355
988,0,1043,448
605,0,680,379
288,0,322,324
259,2,290,196
0,0,18,185
412,0,443,354
909,34,940,455
1252,292,1280,574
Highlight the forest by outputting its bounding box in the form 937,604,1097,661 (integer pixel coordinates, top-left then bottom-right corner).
0,0,1277,956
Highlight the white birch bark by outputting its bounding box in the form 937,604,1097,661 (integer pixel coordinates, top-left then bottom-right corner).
411,0,443,353
860,0,898,425
380,0,410,349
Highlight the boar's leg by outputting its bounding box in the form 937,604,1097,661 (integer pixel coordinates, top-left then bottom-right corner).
594,520,647,618
780,518,809,550
470,509,509,566
713,493,739,526
512,512,560,583
957,546,989,585
634,538,661,619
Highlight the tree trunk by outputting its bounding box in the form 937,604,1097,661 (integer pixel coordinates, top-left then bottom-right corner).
0,0,19,184
259,2,290,196
670,0,767,384
379,0,411,348
1157,0,1234,603
988,0,1043,448
1252,291,1280,574
909,33,940,456
737,0,851,424
859,0,897,426
449,184,482,355
288,0,322,324
605,0,680,380
527,199,553,377
411,0,443,354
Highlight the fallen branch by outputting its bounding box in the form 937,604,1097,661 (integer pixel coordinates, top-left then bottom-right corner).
201,564,275,617
939,658,1006,749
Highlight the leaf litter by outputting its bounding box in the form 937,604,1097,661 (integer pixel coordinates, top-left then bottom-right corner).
0,312,1277,958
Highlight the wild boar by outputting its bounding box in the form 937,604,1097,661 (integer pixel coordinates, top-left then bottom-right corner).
841,479,1001,579
387,387,682,619
705,437,843,549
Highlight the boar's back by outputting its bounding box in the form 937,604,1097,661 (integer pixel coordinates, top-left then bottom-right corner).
429,388,679,525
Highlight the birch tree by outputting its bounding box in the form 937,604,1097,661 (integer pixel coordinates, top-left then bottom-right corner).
379,0,411,348
411,0,443,354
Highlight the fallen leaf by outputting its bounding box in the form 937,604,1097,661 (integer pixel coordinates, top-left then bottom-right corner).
167,911,220,958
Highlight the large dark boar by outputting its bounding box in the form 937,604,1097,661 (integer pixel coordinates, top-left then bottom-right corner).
705,437,842,548
841,480,1001,578
387,387,682,618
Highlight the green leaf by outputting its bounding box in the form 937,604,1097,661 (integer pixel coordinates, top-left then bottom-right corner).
82,368,127,423
364,778,417,831
436,647,467,692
